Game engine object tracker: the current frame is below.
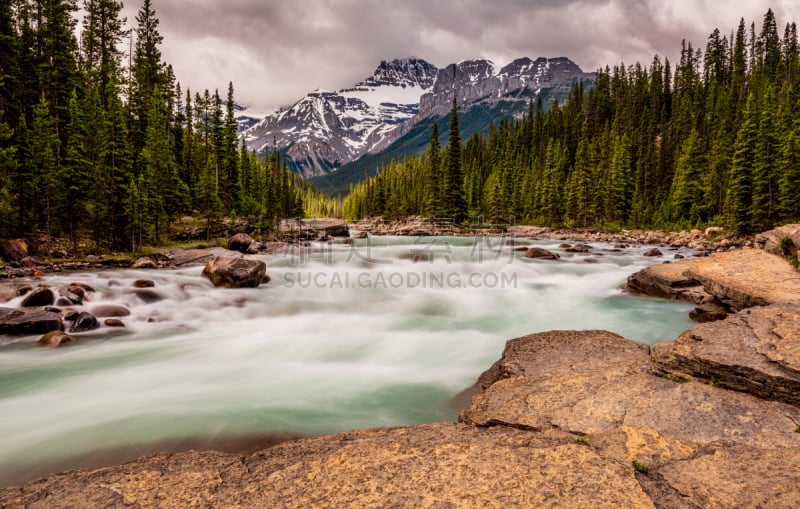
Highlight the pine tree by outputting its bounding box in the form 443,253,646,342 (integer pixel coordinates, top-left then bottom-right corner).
750,86,779,231
223,82,241,213
30,94,61,243
423,122,442,216
729,92,759,233
81,0,128,108
669,130,707,223
140,87,188,243
130,0,165,158
61,89,89,250
0,109,16,236
444,98,465,221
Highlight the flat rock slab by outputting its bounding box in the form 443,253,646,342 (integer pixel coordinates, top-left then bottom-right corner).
0,424,656,509
683,248,800,309
460,330,800,507
654,304,800,407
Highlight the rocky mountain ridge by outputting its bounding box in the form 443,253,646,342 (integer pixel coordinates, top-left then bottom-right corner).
241,56,594,178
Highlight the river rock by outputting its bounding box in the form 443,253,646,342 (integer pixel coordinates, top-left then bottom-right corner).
69,312,99,333
642,248,662,257
133,279,155,288
228,233,254,253
38,330,74,348
565,243,591,253
131,257,157,269
104,319,125,328
0,307,63,335
58,287,83,305
654,304,800,407
756,223,800,256
20,287,55,307
202,257,267,288
0,239,28,262
524,247,560,260
90,305,131,318
131,289,163,303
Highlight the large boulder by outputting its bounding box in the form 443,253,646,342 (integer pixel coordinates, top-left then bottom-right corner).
626,260,704,303
202,257,267,288
0,239,29,262
756,224,800,256
0,307,63,335
228,233,254,253
654,304,800,407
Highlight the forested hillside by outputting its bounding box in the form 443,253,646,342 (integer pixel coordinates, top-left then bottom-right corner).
344,10,800,234
0,0,330,252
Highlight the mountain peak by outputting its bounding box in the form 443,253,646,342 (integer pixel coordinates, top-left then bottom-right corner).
358,58,438,89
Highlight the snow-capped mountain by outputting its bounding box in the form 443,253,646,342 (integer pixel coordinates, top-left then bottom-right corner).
242,58,438,178
419,57,594,117
241,56,593,179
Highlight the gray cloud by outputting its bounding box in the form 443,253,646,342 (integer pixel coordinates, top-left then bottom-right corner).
122,0,800,112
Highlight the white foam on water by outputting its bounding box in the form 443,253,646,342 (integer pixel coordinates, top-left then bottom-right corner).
0,237,694,480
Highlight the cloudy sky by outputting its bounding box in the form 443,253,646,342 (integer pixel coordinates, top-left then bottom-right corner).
118,0,799,113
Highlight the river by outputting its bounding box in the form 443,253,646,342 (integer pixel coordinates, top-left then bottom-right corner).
0,235,694,485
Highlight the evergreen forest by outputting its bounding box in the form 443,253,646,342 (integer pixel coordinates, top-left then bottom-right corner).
343,9,800,234
0,0,332,252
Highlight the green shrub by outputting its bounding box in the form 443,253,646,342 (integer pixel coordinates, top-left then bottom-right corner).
632,460,650,474
779,236,795,256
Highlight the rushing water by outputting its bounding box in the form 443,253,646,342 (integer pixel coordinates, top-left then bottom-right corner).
0,235,694,485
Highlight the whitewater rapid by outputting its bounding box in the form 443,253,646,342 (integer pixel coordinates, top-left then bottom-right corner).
0,235,694,485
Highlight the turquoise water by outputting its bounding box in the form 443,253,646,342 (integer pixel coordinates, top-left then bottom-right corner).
0,236,693,485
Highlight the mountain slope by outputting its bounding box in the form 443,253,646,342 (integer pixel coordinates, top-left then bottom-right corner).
242,58,438,178
242,56,594,185
311,61,594,195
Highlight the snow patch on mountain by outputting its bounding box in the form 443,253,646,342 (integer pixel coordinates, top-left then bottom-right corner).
241,58,438,178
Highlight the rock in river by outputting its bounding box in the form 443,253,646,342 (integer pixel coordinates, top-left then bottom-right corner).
202,257,267,289
0,307,63,335
38,330,74,348
20,287,55,307
524,247,560,260
69,312,99,333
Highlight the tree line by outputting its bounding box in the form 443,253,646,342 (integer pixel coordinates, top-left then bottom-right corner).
344,9,800,234
0,0,328,253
